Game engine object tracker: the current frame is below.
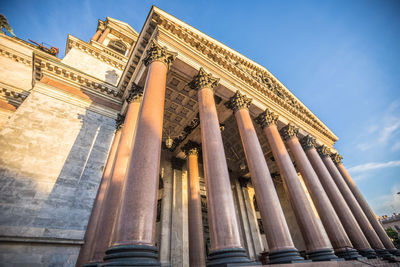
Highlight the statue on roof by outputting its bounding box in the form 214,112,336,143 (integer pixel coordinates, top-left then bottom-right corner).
0,14,15,37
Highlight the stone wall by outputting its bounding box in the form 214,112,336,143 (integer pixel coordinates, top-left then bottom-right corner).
0,88,116,266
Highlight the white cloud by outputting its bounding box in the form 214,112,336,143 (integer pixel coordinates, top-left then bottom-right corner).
348,160,400,173
369,184,400,216
379,120,400,143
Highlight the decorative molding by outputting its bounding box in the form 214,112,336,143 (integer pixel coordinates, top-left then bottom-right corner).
143,40,177,69
66,35,127,70
317,145,331,158
126,82,143,103
181,140,201,156
225,90,252,112
255,109,278,128
280,124,299,141
0,44,32,66
0,82,29,108
116,113,125,130
331,153,343,165
300,135,316,151
188,67,220,91
33,52,122,100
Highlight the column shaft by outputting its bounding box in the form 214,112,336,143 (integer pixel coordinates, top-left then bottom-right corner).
261,120,337,261
303,144,375,258
336,161,399,255
76,128,122,267
97,28,110,44
190,68,251,266
228,97,303,264
91,29,102,42
321,154,393,259
88,100,141,264
184,144,206,267
284,132,360,260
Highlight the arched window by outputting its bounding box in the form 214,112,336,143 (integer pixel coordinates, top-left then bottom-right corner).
107,39,127,55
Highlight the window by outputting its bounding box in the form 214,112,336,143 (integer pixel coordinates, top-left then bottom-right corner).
107,39,127,55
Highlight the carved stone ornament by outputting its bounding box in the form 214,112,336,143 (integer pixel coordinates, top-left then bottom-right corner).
317,145,331,158
188,67,220,91
280,123,299,141
301,135,316,151
331,153,343,165
143,40,177,69
181,140,201,156
225,90,252,112
255,109,278,128
126,83,144,103
115,113,125,130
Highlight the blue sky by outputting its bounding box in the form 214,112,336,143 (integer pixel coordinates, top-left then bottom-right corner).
3,0,400,216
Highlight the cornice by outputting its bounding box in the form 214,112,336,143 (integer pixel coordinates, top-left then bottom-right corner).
0,44,32,66
33,52,122,104
66,35,127,70
0,81,29,108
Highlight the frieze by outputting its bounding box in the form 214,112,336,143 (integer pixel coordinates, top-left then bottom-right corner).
331,153,343,165
255,109,278,128
300,135,316,151
188,67,220,91
143,40,177,69
280,124,299,141
225,90,252,112
317,145,331,158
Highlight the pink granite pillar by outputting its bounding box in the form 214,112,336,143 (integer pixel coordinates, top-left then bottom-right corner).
281,125,361,260
226,91,303,264
301,136,376,258
189,68,251,266
319,146,394,259
85,85,144,266
91,29,102,42
101,40,176,266
182,141,206,267
97,28,110,44
76,123,122,267
256,109,337,261
332,153,400,256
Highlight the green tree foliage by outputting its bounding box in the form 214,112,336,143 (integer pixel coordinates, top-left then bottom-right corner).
385,227,400,248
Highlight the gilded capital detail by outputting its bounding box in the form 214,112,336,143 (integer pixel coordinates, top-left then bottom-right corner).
188,67,220,91
317,145,331,158
126,83,144,103
143,40,177,69
182,140,201,156
225,90,252,112
280,124,299,141
301,135,316,151
115,113,125,130
255,109,278,128
331,153,343,165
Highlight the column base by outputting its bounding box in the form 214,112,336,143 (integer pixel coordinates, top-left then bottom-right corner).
389,248,400,256
358,248,377,259
206,248,253,267
306,248,339,261
375,248,396,261
268,248,305,264
335,247,364,260
100,245,161,266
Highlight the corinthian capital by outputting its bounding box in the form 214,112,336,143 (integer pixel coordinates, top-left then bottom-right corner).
300,135,316,151
255,109,278,128
225,90,252,112
115,113,125,130
280,124,299,141
331,153,343,165
143,40,177,69
126,83,144,103
317,145,331,158
181,140,201,156
188,67,220,91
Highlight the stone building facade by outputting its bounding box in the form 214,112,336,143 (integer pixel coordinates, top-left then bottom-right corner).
0,7,399,267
